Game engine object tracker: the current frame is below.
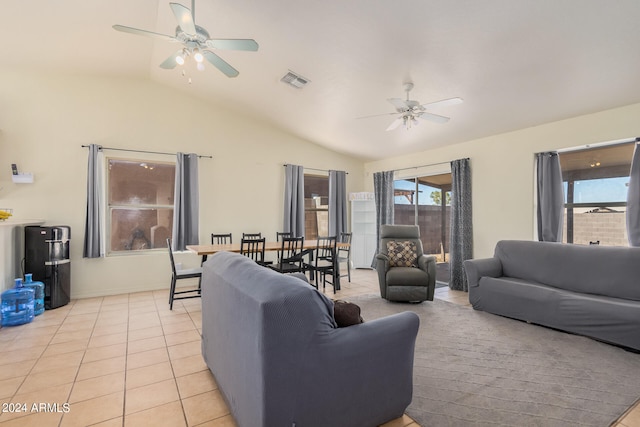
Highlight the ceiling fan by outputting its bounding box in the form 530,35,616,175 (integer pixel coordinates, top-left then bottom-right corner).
113,0,258,78
361,83,463,131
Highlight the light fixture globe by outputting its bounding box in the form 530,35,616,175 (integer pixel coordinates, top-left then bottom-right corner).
193,49,204,63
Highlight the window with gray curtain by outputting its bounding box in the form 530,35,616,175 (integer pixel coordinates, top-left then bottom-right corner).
627,142,640,246
283,164,305,237
536,152,564,242
372,170,395,267
172,153,200,251
328,170,347,238
449,158,472,291
83,144,103,258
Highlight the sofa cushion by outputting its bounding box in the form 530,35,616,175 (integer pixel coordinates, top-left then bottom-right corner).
386,266,428,286
494,240,640,301
386,241,418,267
333,300,364,327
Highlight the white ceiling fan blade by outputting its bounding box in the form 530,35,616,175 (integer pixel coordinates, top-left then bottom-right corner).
417,112,450,124
421,97,464,109
356,112,399,120
203,51,239,77
159,50,182,69
386,117,404,131
206,39,259,51
112,25,176,42
387,98,409,111
170,2,196,34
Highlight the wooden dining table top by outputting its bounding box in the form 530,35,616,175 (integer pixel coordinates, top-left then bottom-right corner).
186,240,349,256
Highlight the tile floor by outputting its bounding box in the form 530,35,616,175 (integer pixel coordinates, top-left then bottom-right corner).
0,268,637,427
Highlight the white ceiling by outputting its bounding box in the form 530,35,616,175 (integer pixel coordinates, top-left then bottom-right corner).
4,0,640,161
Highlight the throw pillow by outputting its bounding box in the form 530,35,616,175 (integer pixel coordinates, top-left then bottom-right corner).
333,300,364,327
386,240,418,267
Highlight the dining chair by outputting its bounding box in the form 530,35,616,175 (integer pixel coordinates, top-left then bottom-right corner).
268,236,305,274
167,238,203,310
304,236,337,292
240,237,272,266
242,232,262,240
276,231,292,241
337,232,352,282
211,233,233,244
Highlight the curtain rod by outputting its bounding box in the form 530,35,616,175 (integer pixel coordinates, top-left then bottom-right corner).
81,145,213,159
283,164,348,174
393,158,468,173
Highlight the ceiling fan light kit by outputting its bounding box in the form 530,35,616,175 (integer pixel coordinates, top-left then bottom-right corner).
360,82,463,131
113,1,258,79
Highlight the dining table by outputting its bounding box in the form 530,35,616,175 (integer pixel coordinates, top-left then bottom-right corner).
186,240,349,290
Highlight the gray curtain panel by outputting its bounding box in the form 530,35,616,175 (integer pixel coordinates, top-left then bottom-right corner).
172,153,200,251
328,170,347,237
371,170,395,267
283,164,305,237
626,142,640,246
449,158,473,291
83,144,103,258
536,152,564,242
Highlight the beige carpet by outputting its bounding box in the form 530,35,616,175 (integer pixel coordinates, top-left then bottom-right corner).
349,295,640,427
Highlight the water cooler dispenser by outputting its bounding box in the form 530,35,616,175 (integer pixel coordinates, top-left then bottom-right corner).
24,226,71,309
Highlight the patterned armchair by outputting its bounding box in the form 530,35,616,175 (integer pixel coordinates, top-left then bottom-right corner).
375,224,436,302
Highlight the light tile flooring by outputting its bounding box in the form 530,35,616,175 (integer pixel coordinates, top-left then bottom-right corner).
0,268,637,427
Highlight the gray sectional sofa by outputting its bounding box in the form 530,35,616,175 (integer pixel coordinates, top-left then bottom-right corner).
201,251,420,427
464,240,640,351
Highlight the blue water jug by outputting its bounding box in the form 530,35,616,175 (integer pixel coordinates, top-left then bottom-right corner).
24,273,45,316
1,278,35,326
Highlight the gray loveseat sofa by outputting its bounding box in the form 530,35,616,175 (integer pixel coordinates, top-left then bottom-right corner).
201,251,420,427
464,240,640,351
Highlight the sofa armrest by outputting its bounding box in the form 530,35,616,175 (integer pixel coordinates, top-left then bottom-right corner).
293,311,420,426
418,254,436,276
375,252,389,267
375,253,390,297
463,257,502,288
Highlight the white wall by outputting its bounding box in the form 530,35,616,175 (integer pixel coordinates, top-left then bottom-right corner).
0,70,364,298
364,103,640,259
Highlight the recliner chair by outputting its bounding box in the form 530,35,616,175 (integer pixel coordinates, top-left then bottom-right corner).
375,224,436,302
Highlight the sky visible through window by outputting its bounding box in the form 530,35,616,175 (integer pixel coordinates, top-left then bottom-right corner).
394,180,441,205
564,177,629,204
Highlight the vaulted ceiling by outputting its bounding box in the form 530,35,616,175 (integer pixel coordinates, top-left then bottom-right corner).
3,1,640,161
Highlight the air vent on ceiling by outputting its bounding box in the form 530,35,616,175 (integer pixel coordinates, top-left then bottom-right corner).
280,71,310,89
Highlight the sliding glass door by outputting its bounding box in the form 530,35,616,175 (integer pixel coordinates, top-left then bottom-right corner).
393,173,451,264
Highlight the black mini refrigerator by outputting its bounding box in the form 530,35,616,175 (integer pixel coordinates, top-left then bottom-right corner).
25,226,71,309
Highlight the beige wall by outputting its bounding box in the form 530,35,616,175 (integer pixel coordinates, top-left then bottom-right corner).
365,103,640,259
0,70,364,298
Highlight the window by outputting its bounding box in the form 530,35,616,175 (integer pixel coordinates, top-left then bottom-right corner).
559,142,634,246
107,159,176,253
393,173,451,262
304,174,329,239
